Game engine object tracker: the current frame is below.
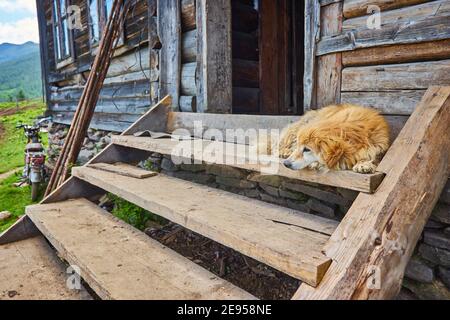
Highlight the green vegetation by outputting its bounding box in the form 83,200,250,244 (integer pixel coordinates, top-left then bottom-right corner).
0,42,42,102
0,100,48,231
0,173,44,232
109,194,167,231
0,100,48,174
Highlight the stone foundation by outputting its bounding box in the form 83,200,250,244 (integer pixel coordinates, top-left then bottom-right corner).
47,123,450,300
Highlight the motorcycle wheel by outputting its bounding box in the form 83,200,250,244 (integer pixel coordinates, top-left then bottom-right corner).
31,182,40,202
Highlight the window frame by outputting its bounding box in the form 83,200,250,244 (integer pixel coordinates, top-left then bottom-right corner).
52,0,75,69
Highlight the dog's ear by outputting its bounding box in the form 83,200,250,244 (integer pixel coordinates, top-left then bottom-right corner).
316,137,345,169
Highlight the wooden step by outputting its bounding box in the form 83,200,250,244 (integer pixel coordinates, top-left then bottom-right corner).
0,236,92,300
72,165,339,287
26,199,255,300
111,135,385,193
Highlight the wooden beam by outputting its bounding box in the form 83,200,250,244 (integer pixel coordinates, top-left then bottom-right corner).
294,86,450,300
316,1,343,107
342,40,450,67
304,0,321,110
343,0,429,19
196,0,232,113
158,0,182,110
0,215,40,246
317,15,450,56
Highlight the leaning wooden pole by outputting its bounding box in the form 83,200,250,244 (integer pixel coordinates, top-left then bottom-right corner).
294,87,450,300
45,0,129,197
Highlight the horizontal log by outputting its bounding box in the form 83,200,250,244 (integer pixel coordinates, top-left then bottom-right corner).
343,0,429,19
341,90,424,116
182,30,197,63
232,1,259,33
104,69,152,85
181,0,196,31
342,39,450,67
106,49,150,78
233,31,259,61
50,80,151,102
233,59,259,88
317,15,450,56
233,87,260,114
49,97,151,115
181,62,197,96
342,60,450,91
343,0,450,31
179,95,197,112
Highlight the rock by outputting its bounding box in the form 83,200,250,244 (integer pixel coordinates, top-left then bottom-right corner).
438,267,450,289
0,211,12,221
396,288,418,300
286,199,311,213
173,171,215,185
405,257,434,283
77,149,96,165
279,188,308,202
439,179,450,205
206,165,246,179
445,227,450,236
260,193,287,206
84,142,95,150
402,279,450,300
419,244,450,267
161,158,179,172
307,199,336,219
242,189,260,199
424,231,450,251
216,176,257,189
247,173,283,188
259,184,279,197
431,203,450,224
179,164,206,173
283,182,350,206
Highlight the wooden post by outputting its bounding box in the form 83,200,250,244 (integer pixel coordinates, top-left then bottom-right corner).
294,87,450,300
316,1,343,108
196,0,232,113
304,0,320,110
158,0,182,110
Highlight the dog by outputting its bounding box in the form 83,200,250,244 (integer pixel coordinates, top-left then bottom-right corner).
258,104,390,174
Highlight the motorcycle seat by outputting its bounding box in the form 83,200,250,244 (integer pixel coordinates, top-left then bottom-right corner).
26,143,44,152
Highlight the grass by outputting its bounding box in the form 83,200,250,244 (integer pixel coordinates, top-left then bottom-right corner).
0,100,48,232
0,100,47,174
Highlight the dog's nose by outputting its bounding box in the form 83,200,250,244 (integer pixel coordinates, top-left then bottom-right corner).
283,159,293,168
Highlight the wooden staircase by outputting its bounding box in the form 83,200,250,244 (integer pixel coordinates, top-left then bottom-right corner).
1,87,449,300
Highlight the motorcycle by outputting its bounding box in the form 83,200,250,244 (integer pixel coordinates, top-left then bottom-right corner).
16,117,52,201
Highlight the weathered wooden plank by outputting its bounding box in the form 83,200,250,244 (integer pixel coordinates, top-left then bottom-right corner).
181,30,197,62
341,90,425,115
317,15,450,56
106,49,150,78
179,95,197,112
295,86,450,299
233,59,259,88
50,98,151,114
181,62,197,96
196,0,232,113
88,163,158,179
233,87,260,114
343,0,429,19
72,168,336,286
304,0,321,110
181,0,196,31
112,135,385,193
342,60,450,91
342,40,450,67
158,0,182,110
316,1,343,107
0,215,40,246
27,199,255,300
0,236,92,300
344,0,450,31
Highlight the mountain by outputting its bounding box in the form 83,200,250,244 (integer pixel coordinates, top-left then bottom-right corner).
0,42,42,101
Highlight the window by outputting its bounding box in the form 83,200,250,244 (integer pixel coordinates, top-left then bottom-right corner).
52,0,73,63
88,0,116,46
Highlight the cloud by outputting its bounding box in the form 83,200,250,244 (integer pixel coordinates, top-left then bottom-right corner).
0,0,37,14
0,17,39,44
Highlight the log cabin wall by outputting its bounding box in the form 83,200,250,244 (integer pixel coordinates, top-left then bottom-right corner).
44,0,153,132
315,0,450,139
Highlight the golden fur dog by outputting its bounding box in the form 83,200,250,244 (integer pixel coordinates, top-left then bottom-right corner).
260,104,390,174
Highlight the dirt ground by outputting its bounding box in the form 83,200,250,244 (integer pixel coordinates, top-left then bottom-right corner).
0,104,38,117
146,223,301,300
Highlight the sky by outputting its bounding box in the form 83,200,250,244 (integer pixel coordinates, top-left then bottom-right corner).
0,0,39,45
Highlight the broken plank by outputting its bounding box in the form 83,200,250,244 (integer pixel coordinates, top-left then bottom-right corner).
88,163,158,179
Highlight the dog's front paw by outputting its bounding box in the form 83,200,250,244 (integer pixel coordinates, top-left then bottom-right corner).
308,162,323,171
353,161,377,174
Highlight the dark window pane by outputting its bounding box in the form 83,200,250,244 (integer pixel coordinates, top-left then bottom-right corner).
89,0,100,44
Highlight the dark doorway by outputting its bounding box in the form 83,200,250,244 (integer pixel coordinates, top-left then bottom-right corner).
232,0,304,115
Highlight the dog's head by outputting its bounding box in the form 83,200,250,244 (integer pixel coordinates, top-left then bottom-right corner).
283,127,347,171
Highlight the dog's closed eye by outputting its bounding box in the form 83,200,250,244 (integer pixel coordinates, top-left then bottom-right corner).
303,147,312,153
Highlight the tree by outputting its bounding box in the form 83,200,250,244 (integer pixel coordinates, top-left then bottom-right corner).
16,89,26,101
